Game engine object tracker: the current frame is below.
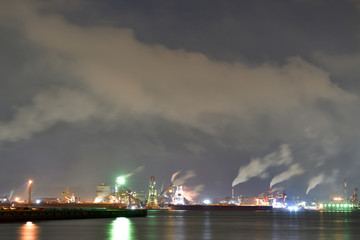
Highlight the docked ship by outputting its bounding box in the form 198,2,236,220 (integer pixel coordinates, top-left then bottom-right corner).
169,204,273,211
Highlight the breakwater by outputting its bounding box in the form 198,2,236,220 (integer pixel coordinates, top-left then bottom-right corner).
0,208,147,222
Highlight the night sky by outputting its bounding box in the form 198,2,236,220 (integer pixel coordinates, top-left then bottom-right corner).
1,0,360,201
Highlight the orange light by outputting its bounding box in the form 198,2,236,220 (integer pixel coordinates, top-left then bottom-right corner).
28,180,33,185
332,197,343,201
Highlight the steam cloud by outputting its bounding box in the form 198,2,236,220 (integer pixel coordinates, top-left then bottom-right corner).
123,165,145,178
306,170,338,195
171,171,181,182
270,163,305,188
183,184,204,201
0,88,99,141
0,1,355,145
306,174,325,195
232,144,293,187
173,170,196,186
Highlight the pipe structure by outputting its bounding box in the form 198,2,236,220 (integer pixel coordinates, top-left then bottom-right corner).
28,180,33,207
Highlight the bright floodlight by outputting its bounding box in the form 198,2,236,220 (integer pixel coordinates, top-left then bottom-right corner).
116,176,125,185
28,180,33,185
203,199,211,204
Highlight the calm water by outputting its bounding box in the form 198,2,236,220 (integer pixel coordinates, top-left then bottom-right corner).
1,210,360,239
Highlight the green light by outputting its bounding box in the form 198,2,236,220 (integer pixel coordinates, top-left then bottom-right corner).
116,176,126,185
110,217,132,240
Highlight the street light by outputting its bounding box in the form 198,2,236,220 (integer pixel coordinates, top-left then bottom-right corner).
116,176,126,205
28,180,33,207
116,176,125,185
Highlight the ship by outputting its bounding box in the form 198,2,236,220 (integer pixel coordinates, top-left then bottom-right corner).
169,204,273,211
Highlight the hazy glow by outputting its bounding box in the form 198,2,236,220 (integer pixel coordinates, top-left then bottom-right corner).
116,176,125,185
203,199,211,204
110,217,132,240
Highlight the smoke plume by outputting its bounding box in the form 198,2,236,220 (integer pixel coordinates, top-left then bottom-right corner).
270,163,305,188
0,88,99,142
171,171,181,182
306,174,325,195
173,170,196,186
306,170,339,195
123,165,145,178
183,184,204,201
232,144,293,187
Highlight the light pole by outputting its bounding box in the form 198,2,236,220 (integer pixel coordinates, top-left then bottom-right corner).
116,176,125,206
28,180,33,207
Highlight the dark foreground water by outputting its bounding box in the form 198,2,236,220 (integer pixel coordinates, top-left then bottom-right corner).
1,210,360,240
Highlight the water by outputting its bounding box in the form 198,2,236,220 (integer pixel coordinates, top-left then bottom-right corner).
1,210,360,239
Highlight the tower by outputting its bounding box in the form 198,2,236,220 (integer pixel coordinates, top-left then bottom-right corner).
146,176,159,209
344,179,347,203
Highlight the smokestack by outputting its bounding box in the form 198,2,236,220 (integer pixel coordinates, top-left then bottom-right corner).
344,179,347,203
232,186,234,199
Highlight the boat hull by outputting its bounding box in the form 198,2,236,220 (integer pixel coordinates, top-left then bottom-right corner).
169,204,272,211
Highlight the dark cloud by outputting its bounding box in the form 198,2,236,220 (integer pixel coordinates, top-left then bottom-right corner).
39,0,360,63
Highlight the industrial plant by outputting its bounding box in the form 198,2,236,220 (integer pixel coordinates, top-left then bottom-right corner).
1,175,359,213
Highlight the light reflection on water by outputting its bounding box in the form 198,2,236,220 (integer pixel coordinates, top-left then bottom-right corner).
110,217,132,240
5,211,360,239
19,221,39,240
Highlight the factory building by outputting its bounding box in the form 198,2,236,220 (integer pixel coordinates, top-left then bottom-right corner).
95,183,111,202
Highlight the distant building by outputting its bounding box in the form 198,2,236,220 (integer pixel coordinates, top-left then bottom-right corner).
95,183,111,202
134,191,147,202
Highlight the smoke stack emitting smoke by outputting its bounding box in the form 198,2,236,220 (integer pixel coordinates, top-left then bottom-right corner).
232,144,293,187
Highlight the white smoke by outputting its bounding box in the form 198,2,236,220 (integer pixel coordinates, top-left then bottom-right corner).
173,170,196,186
183,184,204,201
171,170,181,182
306,174,325,195
123,165,145,178
0,1,355,146
270,163,305,188
232,144,293,187
269,187,284,193
0,88,99,141
306,170,338,195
